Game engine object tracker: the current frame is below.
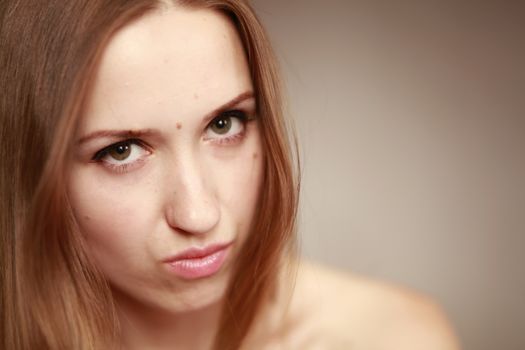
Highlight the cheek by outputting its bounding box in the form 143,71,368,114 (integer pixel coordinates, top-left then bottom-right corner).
67,169,160,270
213,135,264,234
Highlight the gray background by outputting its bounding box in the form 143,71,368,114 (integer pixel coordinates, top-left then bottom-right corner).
251,1,525,349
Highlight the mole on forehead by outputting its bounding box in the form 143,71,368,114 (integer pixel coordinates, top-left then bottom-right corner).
176,122,182,130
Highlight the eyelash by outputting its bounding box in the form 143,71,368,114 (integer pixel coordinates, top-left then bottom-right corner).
91,109,253,174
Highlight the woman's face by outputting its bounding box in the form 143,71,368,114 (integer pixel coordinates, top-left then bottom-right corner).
67,7,263,313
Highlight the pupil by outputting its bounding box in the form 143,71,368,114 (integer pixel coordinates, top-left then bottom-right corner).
116,144,129,154
216,118,229,129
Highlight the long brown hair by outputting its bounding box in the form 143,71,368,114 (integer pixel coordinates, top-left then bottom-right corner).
0,1,299,349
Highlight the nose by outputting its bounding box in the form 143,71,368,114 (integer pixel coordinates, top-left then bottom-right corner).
164,154,220,236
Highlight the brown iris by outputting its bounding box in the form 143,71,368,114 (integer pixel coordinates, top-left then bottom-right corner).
210,116,232,135
108,142,131,161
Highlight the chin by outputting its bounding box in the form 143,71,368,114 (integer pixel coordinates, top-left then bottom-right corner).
167,279,229,313
111,270,231,316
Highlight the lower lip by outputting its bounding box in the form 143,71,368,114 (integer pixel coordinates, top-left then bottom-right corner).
165,246,230,280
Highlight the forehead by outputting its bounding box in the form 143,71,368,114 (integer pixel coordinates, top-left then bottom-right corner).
80,6,252,132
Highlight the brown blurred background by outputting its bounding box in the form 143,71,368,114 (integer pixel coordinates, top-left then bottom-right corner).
250,1,525,349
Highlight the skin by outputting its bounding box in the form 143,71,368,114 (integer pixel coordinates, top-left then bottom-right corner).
243,261,462,350
67,5,461,350
68,6,262,349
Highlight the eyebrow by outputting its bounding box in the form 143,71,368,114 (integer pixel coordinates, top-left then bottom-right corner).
77,91,255,145
202,91,255,124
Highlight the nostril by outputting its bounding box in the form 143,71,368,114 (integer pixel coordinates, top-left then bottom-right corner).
170,225,199,237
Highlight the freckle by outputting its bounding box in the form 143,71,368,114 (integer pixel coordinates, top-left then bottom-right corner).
253,153,258,159
193,93,199,100
84,215,91,221
176,122,182,130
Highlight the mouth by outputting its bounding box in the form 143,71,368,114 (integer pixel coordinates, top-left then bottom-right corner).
162,241,233,280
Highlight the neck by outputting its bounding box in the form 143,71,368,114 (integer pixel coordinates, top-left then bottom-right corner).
115,291,223,350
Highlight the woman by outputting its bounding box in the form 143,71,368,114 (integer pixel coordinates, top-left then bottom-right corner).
0,0,459,349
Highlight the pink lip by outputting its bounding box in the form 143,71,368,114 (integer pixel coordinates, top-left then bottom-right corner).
163,242,233,280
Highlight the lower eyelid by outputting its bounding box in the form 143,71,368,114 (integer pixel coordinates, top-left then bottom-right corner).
102,156,148,174
209,128,246,145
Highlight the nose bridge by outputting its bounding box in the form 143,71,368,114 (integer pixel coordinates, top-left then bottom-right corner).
164,149,219,235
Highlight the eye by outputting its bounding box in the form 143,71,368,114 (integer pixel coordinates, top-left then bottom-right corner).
92,139,151,171
205,110,249,143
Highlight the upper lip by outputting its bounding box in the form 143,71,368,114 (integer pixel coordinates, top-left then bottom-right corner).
162,241,233,263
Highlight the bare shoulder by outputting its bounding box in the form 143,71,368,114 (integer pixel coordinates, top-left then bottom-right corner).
283,260,461,350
